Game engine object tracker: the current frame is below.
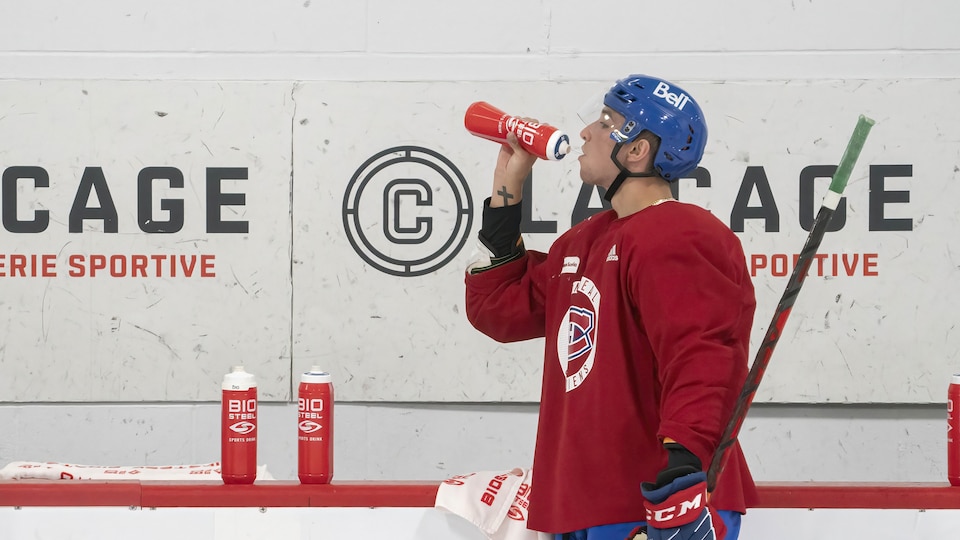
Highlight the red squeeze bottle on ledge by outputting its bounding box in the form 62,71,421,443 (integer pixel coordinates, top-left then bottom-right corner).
464,101,571,161
221,366,258,485
949,374,960,486
298,366,334,484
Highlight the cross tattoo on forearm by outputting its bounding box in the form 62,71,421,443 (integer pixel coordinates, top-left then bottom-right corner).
497,186,515,206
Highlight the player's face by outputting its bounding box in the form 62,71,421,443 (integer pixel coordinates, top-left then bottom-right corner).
578,107,623,188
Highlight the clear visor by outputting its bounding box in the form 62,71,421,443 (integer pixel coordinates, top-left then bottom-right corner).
576,91,631,143
576,91,607,126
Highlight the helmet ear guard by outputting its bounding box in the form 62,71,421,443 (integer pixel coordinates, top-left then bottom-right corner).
602,75,707,181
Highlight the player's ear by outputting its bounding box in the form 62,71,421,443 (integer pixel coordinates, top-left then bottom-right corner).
623,137,652,166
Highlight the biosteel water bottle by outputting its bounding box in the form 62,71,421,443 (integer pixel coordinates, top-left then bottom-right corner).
949,374,960,486
298,366,333,484
221,366,258,485
464,101,571,161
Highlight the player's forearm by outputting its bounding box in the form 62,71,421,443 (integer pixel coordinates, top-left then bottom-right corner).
464,253,548,342
657,347,745,454
489,180,524,208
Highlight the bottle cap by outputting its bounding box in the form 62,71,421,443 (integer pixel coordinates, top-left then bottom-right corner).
222,366,257,391
952,374,960,385
302,366,332,384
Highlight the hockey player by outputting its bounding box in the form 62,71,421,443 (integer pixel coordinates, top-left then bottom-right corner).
464,74,757,540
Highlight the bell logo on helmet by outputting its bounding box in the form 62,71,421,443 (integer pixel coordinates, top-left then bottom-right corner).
652,81,690,111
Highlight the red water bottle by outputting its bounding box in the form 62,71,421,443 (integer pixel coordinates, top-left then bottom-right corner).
298,366,333,484
221,366,258,485
949,374,960,486
464,101,571,161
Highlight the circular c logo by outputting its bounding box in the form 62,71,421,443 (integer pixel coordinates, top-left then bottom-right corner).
343,146,473,277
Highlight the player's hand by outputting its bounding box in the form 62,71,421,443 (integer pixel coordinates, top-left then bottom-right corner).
491,132,537,207
640,471,720,540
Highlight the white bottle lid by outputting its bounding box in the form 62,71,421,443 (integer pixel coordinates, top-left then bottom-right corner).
222,365,257,391
952,374,960,385
545,130,571,161
301,365,332,384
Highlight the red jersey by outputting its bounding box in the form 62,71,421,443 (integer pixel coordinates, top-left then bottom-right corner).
465,200,758,533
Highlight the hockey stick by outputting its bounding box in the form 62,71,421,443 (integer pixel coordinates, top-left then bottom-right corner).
705,114,876,493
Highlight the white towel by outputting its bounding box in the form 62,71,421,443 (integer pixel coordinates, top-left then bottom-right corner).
436,467,551,540
0,461,274,481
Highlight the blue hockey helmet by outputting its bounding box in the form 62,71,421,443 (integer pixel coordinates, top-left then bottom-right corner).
602,75,708,181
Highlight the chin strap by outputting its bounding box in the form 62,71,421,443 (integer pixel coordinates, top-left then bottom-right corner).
603,142,659,202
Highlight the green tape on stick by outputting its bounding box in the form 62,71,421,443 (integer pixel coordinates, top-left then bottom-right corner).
829,114,876,196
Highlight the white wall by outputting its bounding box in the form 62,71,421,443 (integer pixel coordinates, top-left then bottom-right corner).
1,0,958,483
3,0,959,81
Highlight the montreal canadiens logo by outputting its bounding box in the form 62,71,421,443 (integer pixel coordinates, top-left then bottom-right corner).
229,421,256,435
299,420,322,434
556,276,601,392
566,306,595,361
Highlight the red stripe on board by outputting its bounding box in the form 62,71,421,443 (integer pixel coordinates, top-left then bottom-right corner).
1,481,959,509
305,481,440,507
0,480,141,507
138,480,440,508
140,481,311,507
